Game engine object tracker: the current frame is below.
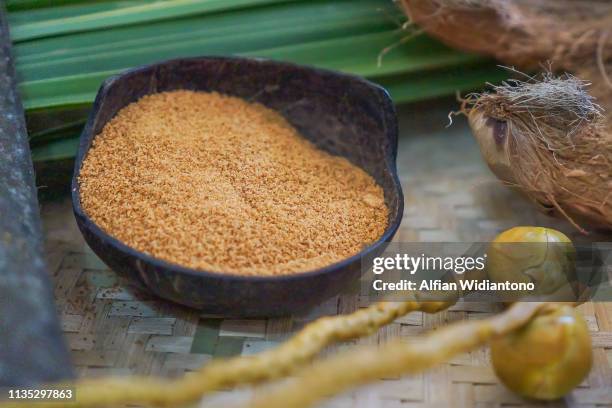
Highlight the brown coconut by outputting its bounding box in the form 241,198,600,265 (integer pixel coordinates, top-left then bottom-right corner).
400,0,612,75
465,73,612,232
400,0,612,232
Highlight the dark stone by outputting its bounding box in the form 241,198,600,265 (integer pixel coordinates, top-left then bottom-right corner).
0,7,73,386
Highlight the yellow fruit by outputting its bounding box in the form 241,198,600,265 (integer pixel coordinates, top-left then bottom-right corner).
491,305,592,400
487,227,576,299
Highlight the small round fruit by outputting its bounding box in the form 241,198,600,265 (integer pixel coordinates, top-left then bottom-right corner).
491,305,592,400
487,227,576,299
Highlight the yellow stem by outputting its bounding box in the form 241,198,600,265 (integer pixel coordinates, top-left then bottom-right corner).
0,296,456,408
248,302,559,408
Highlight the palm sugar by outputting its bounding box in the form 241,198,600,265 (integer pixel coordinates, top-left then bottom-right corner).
78,90,388,276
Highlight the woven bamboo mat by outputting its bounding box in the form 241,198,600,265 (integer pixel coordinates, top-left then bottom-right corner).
41,99,612,407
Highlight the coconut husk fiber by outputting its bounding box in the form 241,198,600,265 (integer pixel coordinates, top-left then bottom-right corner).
400,0,612,232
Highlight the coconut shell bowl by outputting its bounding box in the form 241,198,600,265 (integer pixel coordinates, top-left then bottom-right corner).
71,56,403,317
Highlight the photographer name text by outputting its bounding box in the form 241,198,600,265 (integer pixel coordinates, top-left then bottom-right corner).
372,279,535,292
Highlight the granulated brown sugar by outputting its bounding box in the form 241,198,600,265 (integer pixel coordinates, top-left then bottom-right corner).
79,90,388,276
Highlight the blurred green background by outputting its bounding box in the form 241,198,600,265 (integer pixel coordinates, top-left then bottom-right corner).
8,0,506,166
